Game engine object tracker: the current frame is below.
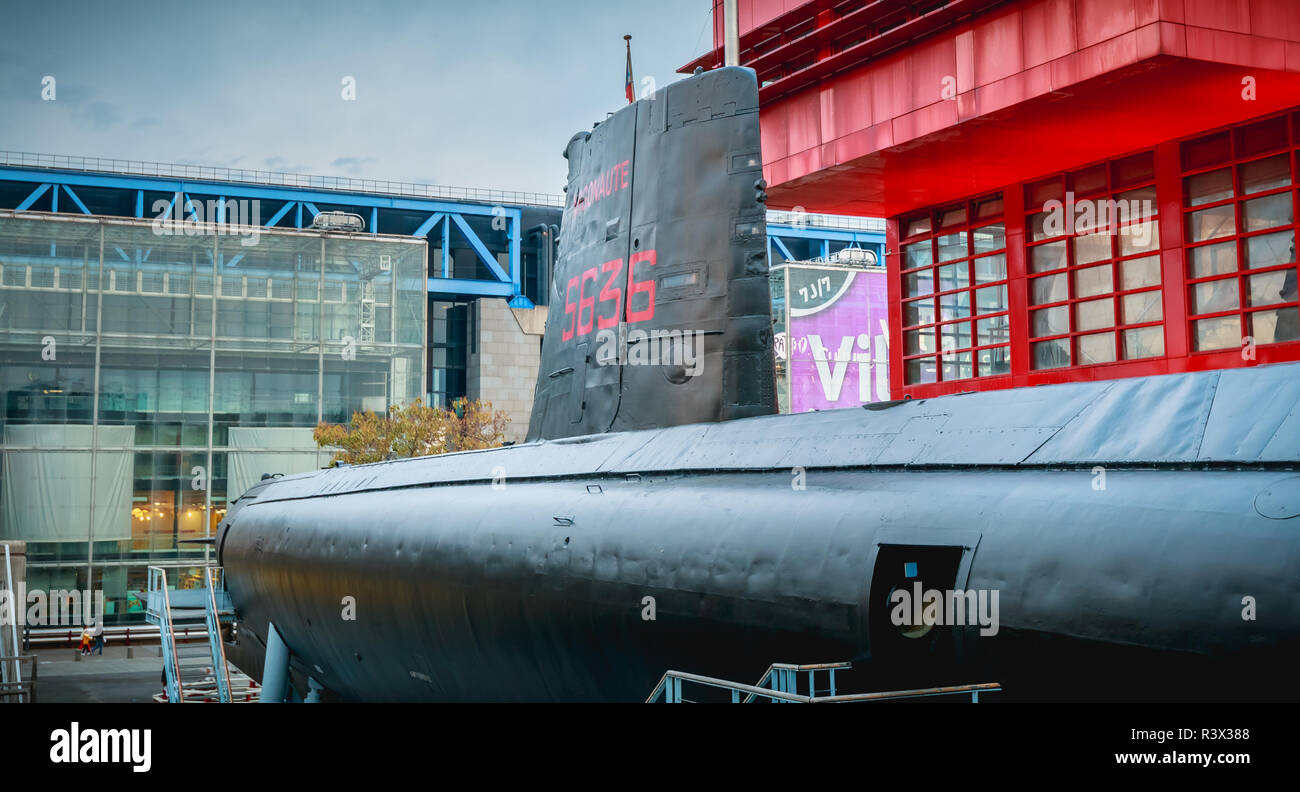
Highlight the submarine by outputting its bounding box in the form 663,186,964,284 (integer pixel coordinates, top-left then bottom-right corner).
216,66,1300,702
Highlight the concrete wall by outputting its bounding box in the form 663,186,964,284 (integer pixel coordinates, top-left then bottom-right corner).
467,299,547,444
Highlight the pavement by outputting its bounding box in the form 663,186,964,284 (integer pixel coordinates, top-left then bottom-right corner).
31,643,170,703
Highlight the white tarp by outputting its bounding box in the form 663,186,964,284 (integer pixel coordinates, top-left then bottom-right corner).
1,425,134,542
227,427,324,501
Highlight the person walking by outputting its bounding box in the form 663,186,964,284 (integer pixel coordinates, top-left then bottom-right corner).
78,626,92,655
92,620,105,655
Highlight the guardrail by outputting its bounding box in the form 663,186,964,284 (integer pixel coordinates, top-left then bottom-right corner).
647,662,1000,703
0,655,37,703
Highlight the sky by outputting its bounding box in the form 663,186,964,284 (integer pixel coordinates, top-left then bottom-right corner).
0,0,715,196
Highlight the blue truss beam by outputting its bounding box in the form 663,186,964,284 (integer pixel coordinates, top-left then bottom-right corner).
427,278,514,297
450,213,509,283
770,235,795,262
15,183,50,211
62,185,91,215
264,201,295,227
413,212,444,239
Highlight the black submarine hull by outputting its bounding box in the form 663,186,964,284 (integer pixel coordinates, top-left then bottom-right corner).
219,365,1300,701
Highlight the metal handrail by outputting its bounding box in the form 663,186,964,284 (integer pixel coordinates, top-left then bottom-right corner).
203,567,233,703
648,664,1000,704
744,660,852,703
0,655,37,703
0,150,566,209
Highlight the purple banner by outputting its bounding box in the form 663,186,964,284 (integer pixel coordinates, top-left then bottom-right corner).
784,268,890,411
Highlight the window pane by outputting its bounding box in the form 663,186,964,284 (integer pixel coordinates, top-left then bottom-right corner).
1189,241,1237,277
1239,154,1291,195
1247,270,1292,307
940,207,967,228
1120,255,1161,290
1075,297,1114,331
1184,167,1233,206
905,268,934,297
903,299,934,326
1073,232,1112,265
937,262,969,292
905,217,932,237
904,241,933,268
1032,306,1069,337
1122,291,1163,324
979,345,1011,376
1245,230,1296,269
977,315,1010,346
975,285,1007,314
1116,185,1159,219
1193,315,1240,350
904,328,935,355
1028,212,1059,242
906,357,937,384
1033,338,1071,369
1187,204,1236,242
1077,332,1116,364
937,233,968,262
1119,220,1160,256
1191,278,1239,314
1031,273,1068,305
1250,307,1300,344
940,321,972,352
972,223,1005,254
938,291,970,321
941,352,973,381
1123,326,1165,359
1243,192,1293,232
1074,263,1114,298
974,253,1006,283
1030,241,1068,273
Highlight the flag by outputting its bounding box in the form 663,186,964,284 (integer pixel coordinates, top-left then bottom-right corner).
624,35,635,104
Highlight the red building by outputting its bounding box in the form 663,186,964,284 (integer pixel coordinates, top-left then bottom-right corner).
682,0,1300,398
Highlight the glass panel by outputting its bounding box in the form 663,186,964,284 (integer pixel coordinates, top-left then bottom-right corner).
1120,255,1161,290
1077,332,1116,364
1187,204,1236,242
1194,315,1241,351
976,195,1004,219
904,329,934,355
1247,270,1292,307
1031,273,1068,305
1184,167,1233,206
1243,192,1293,232
978,345,1010,376
974,253,1006,283
1123,326,1165,359
1032,338,1071,369
939,321,972,352
1189,241,1237,277
1032,306,1069,337
1121,291,1163,324
903,241,932,269
1116,185,1158,218
937,233,968,262
1073,232,1112,265
1239,154,1291,195
905,357,937,384
1074,297,1114,332
938,290,970,321
905,216,932,237
1190,278,1239,314
904,268,934,297
1119,220,1159,256
1028,212,1059,242
903,299,935,326
1030,241,1068,273
937,262,969,292
1250,308,1300,344
971,223,1005,254
976,315,1010,346
941,351,973,381
940,207,967,228
1245,230,1296,269
974,285,1006,314
1074,264,1113,298
1111,151,1155,187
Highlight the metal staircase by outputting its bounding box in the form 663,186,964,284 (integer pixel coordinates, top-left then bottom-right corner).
647,660,1000,703
146,566,255,703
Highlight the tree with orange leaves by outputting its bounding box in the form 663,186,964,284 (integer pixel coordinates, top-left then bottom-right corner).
313,397,510,466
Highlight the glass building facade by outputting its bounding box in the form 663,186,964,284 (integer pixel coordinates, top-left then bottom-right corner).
0,212,425,623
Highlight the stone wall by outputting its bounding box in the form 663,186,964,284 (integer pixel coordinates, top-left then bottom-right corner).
467,299,547,444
